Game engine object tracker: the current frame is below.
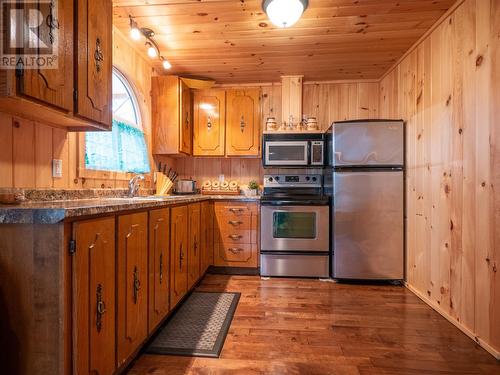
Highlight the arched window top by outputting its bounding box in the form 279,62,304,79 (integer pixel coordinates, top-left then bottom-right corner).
112,68,141,128
84,68,150,174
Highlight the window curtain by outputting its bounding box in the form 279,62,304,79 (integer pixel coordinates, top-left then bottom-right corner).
85,119,150,173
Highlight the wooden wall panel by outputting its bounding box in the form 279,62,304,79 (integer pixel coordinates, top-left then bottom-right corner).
0,112,13,187
379,0,500,358
12,118,35,188
302,82,380,130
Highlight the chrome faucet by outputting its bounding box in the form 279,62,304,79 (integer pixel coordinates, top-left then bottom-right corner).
128,174,145,197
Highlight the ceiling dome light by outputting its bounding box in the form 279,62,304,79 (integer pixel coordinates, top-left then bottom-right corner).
263,0,308,28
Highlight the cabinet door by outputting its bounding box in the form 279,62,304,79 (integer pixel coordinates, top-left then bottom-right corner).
188,203,201,288
73,217,115,375
170,206,189,308
75,0,112,128
200,201,214,274
19,0,73,112
226,89,261,156
180,81,192,154
193,89,226,156
148,208,170,333
117,212,148,367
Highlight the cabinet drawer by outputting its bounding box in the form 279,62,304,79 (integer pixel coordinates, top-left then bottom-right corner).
215,243,257,268
216,214,252,230
217,229,251,244
214,202,258,218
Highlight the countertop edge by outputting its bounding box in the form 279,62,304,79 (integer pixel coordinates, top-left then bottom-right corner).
0,195,261,224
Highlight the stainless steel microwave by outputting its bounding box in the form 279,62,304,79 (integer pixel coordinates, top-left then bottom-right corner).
262,133,325,167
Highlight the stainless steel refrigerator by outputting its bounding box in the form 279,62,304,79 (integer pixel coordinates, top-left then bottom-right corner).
325,120,404,280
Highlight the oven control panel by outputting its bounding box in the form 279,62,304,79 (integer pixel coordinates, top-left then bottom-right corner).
264,174,322,188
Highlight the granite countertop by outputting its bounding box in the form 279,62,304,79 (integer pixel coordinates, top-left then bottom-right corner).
0,194,261,224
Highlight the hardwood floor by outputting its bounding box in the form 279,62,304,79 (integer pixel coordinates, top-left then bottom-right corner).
128,275,500,375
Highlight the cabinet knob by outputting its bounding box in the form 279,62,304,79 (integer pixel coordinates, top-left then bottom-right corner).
229,234,242,240
228,248,243,254
207,116,212,131
228,220,243,226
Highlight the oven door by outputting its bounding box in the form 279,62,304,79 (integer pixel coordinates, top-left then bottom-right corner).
261,205,329,252
264,141,309,166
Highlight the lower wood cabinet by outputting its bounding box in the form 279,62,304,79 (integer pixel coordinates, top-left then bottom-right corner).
188,203,201,289
214,202,259,268
117,212,149,367
72,217,116,375
200,201,214,274
148,208,170,333
170,206,189,308
68,200,251,373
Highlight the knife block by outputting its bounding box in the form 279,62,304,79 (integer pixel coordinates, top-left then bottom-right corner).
154,172,174,195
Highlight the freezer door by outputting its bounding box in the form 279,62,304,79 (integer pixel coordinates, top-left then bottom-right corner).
333,170,404,279
333,121,404,166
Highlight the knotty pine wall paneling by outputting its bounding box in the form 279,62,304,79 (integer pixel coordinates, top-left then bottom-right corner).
379,0,500,358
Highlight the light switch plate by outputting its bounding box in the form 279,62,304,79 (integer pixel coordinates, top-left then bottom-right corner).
52,159,63,178
219,174,225,182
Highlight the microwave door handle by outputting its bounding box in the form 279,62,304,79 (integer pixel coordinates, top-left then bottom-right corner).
307,142,311,165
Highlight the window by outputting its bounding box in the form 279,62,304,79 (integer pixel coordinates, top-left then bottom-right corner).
84,68,150,174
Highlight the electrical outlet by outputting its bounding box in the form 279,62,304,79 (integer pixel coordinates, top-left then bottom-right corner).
52,159,63,178
219,174,225,182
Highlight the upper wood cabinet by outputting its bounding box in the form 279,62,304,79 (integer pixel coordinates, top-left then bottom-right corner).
191,88,261,157
20,0,73,113
170,205,189,308
148,208,170,333
117,212,149,367
152,76,192,155
193,89,226,156
0,0,112,131
75,0,113,128
226,89,261,156
72,217,116,375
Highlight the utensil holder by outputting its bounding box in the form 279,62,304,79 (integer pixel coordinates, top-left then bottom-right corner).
155,172,174,196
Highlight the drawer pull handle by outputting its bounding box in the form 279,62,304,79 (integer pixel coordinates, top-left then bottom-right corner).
228,247,243,254
180,244,184,270
229,220,243,225
96,284,106,332
229,208,243,213
133,266,141,304
159,253,163,284
229,234,242,240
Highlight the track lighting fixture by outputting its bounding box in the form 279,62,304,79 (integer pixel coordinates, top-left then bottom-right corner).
129,15,172,70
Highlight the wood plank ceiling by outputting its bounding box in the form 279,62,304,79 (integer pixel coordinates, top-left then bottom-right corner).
113,0,456,83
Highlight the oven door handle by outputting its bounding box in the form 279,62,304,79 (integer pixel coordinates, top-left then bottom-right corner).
261,200,329,206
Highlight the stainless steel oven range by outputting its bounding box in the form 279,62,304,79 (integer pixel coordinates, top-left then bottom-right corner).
260,174,330,278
